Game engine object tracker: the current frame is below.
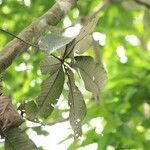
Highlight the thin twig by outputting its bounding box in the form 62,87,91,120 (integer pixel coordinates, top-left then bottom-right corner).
23,118,69,131
134,0,150,9
0,28,63,62
90,0,112,19
0,29,39,49
47,117,69,126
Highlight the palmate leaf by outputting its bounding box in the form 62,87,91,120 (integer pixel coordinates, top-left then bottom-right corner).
39,33,74,54
36,67,65,118
5,128,37,150
75,56,107,100
67,68,86,138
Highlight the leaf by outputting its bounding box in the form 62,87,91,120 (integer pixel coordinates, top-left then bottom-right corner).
40,56,62,75
32,127,49,136
75,56,107,100
74,18,97,54
39,33,74,54
25,101,38,121
67,68,86,138
94,63,107,92
4,128,37,150
36,68,65,118
76,18,98,43
61,39,76,59
62,18,97,57
75,35,93,54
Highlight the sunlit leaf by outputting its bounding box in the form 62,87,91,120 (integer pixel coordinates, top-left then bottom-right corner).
5,128,37,150
39,33,74,54
67,68,86,138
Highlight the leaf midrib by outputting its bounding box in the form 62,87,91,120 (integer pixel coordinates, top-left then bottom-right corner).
38,66,63,113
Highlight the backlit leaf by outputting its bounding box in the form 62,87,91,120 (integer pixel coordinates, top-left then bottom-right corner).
36,68,65,118
67,68,86,138
75,56,107,100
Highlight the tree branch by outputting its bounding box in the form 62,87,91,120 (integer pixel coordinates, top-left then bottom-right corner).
134,0,150,9
90,0,112,19
0,0,78,74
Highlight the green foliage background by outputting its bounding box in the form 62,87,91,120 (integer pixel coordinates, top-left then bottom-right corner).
0,0,150,149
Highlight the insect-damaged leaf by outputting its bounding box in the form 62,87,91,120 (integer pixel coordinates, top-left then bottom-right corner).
5,128,37,150
40,56,62,75
67,68,86,138
39,33,74,54
36,68,65,118
75,56,107,100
